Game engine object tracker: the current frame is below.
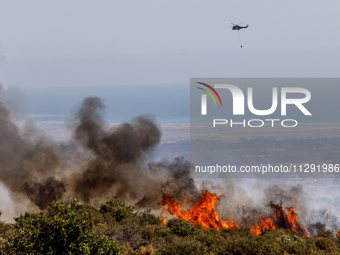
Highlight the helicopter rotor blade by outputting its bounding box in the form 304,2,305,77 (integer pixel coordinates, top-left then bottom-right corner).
231,22,245,26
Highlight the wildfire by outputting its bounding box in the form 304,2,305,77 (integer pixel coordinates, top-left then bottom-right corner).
251,202,310,237
160,190,239,230
161,190,310,237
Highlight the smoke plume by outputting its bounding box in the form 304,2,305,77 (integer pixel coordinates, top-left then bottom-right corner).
0,91,335,234
0,93,198,214
0,85,64,211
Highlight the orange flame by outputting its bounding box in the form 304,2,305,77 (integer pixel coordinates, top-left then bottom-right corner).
161,191,309,237
160,190,239,230
251,202,310,237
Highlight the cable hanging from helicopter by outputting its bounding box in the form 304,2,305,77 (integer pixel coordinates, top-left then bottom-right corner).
231,23,248,48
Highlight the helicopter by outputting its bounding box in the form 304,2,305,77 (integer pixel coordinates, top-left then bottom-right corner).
231,23,249,48
231,23,248,30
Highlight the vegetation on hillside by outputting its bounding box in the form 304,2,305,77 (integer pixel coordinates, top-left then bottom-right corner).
0,199,339,254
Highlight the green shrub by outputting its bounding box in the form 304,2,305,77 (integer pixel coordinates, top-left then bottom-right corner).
8,198,120,254
138,210,162,226
219,226,251,238
275,234,308,255
195,228,226,254
166,218,197,237
100,198,137,222
154,225,171,238
276,235,291,245
216,234,283,255
2,197,340,254
158,236,207,255
113,222,146,250
318,227,334,239
135,244,155,255
315,237,337,252
141,225,156,241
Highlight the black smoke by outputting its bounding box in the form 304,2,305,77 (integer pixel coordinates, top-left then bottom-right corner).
71,97,197,207
0,93,197,211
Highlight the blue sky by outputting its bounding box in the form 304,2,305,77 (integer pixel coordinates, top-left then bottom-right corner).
0,0,339,89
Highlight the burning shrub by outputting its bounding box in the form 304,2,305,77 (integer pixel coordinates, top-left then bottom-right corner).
161,190,239,230
251,202,310,237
